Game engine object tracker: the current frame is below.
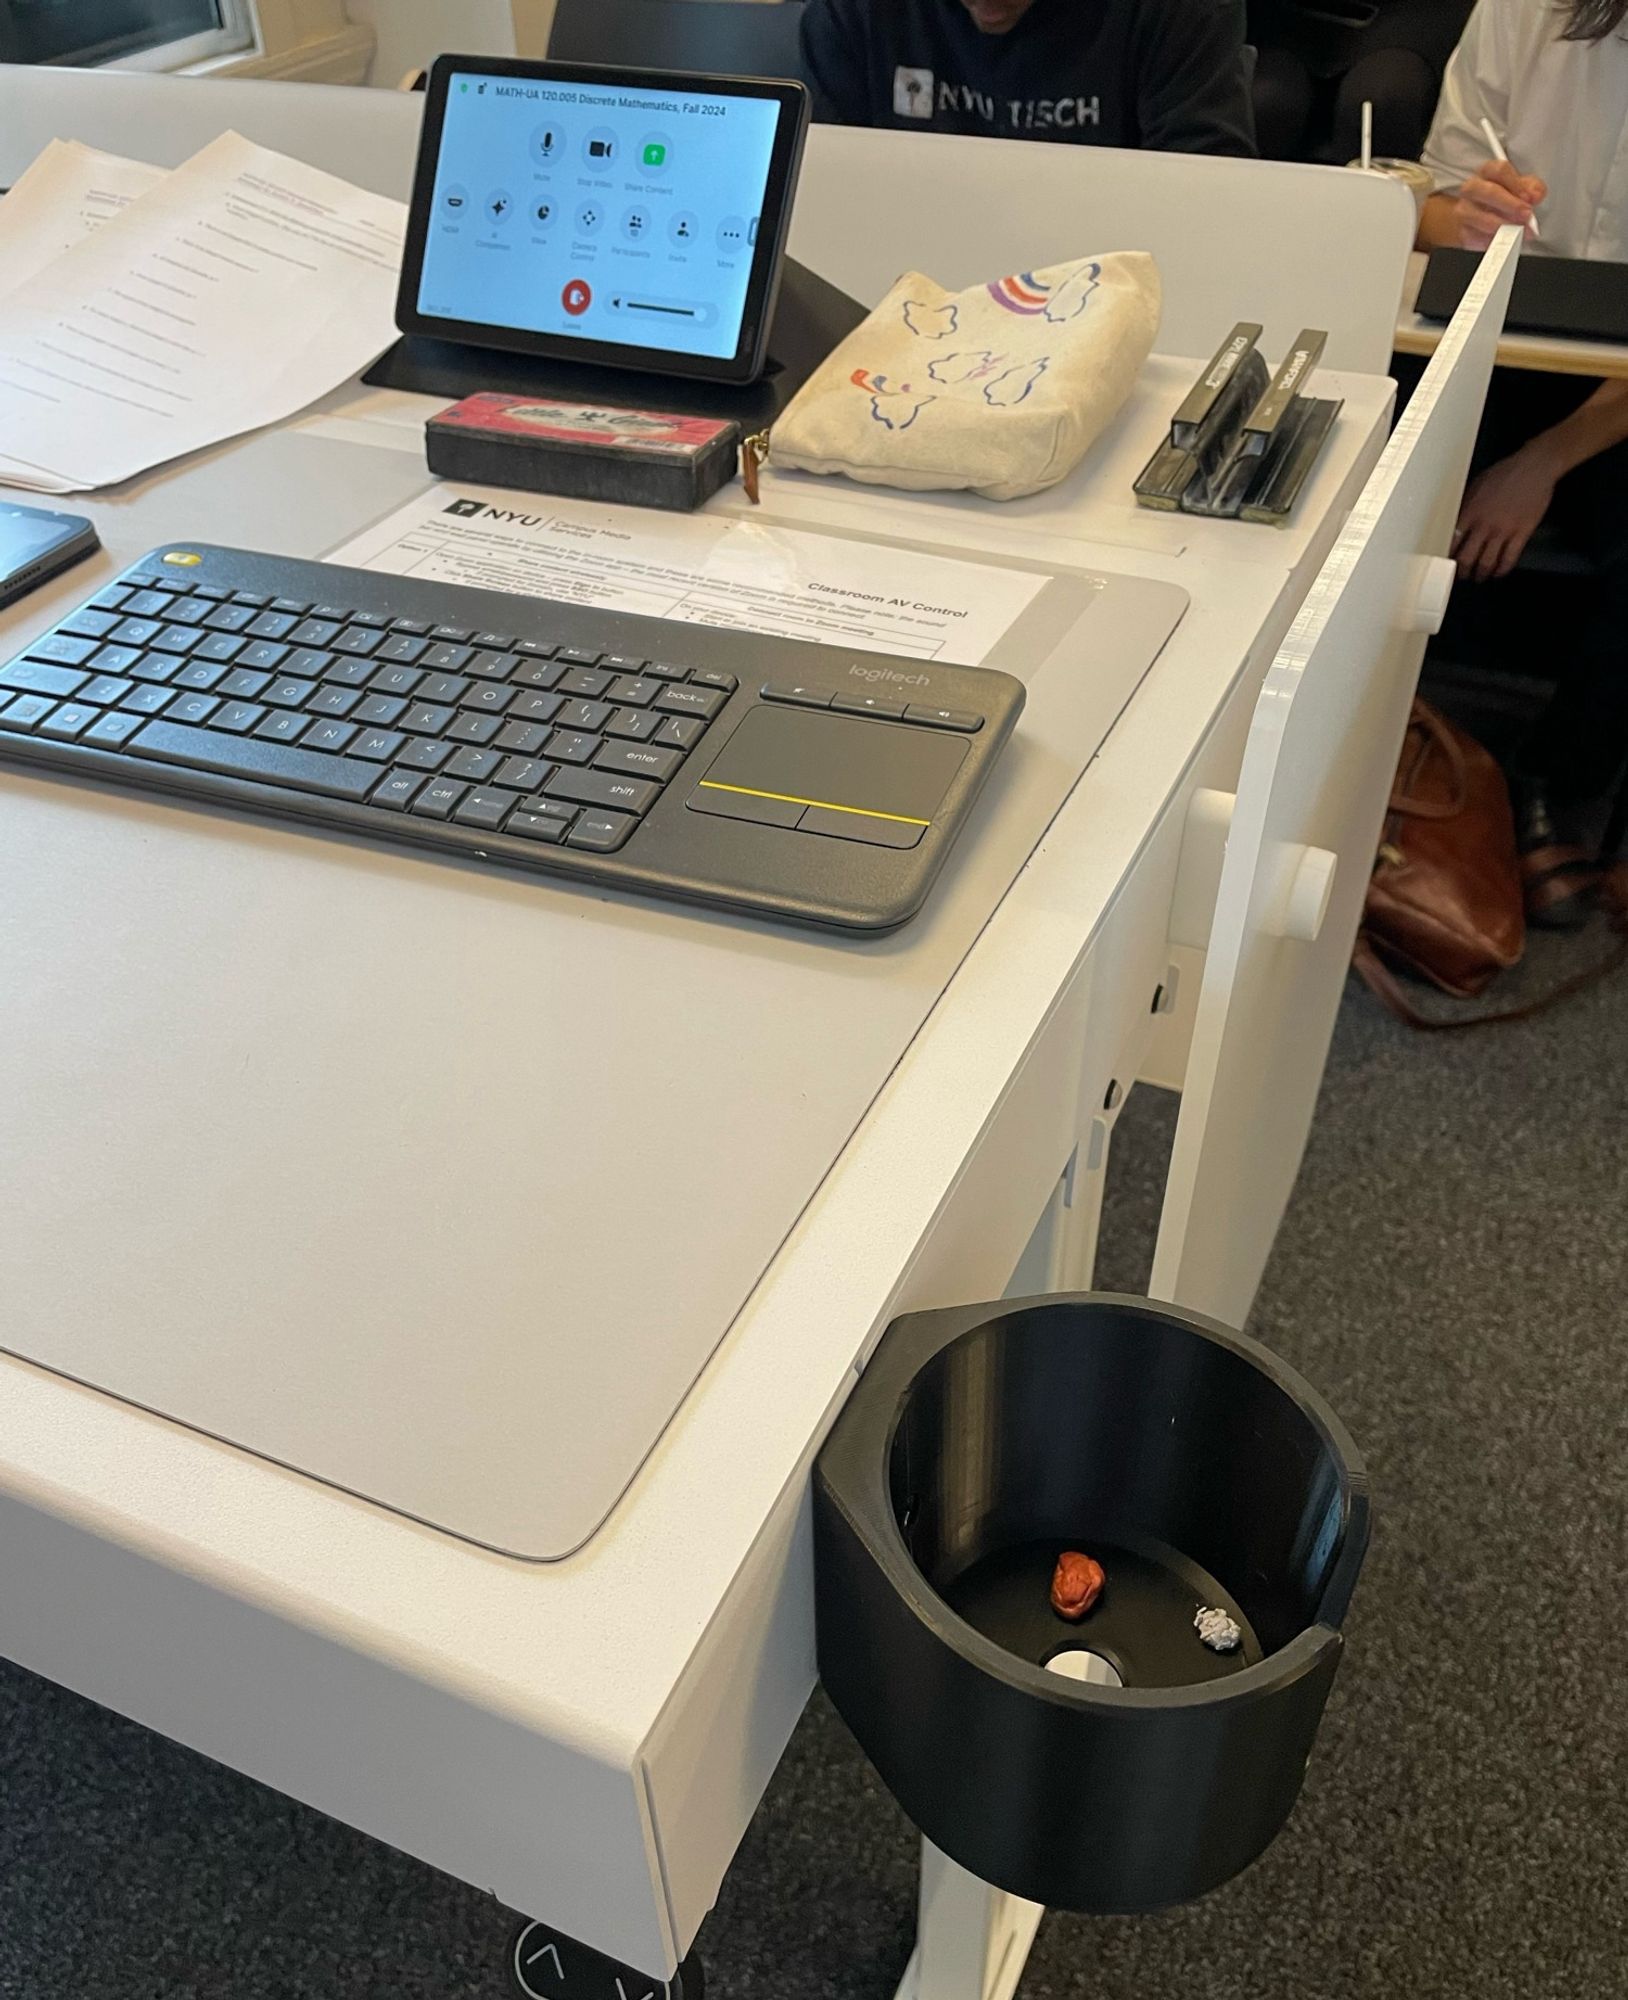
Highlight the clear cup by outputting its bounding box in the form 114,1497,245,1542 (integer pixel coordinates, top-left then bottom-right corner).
1347,156,1435,224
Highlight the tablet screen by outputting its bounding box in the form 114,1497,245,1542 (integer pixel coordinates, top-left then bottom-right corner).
415,69,789,365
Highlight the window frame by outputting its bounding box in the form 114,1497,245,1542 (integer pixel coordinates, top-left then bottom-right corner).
0,0,253,71
100,0,258,72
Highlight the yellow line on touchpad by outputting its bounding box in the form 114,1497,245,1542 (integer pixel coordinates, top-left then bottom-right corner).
697,781,930,827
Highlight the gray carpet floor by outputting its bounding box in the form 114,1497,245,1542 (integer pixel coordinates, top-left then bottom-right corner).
3,928,1625,2000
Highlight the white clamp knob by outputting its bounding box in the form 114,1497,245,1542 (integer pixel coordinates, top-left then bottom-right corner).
1404,554,1457,636
1168,788,1234,952
1170,790,1338,950
1272,843,1338,943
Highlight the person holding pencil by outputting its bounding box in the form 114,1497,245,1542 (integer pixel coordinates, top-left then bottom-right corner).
1413,0,1628,924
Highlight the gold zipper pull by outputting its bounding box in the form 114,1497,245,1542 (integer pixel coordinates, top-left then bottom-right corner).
741,428,769,505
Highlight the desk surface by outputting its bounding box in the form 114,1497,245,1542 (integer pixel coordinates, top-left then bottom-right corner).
0,350,1392,1970
0,447,1187,1565
1395,249,1628,379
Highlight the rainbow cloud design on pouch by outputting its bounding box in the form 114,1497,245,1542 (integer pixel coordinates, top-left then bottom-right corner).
987,264,1102,322
987,272,1052,315
851,367,934,430
984,357,1050,406
927,350,1002,384
925,350,1051,407
1040,261,1102,322
903,299,959,339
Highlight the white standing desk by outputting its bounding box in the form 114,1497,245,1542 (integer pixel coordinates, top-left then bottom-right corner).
0,73,1429,1995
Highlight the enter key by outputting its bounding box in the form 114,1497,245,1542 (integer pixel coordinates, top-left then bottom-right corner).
594,739,682,784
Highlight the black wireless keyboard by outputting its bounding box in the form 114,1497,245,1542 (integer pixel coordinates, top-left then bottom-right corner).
0,545,1026,932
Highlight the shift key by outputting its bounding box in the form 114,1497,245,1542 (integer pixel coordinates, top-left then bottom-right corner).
1,658,88,700
545,765,660,817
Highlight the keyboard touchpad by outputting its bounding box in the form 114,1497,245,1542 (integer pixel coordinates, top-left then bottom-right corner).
689,707,966,848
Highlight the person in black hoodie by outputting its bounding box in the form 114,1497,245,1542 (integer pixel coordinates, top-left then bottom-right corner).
800,0,1257,156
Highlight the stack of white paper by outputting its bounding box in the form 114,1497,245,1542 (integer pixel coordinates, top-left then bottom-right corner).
0,131,408,494
0,138,169,300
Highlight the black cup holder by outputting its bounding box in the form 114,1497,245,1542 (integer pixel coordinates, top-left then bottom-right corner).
814,1294,1369,1914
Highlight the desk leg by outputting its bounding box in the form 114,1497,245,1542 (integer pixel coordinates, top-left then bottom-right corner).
894,1842,1046,2000
1004,1145,1103,1299
1053,1124,1109,1294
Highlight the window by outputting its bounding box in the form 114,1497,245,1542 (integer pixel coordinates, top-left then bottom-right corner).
0,0,254,68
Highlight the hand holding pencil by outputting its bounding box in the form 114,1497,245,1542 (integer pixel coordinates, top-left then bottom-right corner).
1454,118,1546,250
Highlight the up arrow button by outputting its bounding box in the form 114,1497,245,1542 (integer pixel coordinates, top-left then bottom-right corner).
507,1919,701,2000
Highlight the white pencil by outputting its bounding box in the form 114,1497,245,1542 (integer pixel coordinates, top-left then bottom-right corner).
1479,115,1541,238
1360,100,1373,173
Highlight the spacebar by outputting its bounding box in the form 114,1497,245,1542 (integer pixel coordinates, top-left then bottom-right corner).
128,721,375,801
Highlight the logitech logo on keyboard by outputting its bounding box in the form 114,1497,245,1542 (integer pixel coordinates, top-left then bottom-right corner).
848,664,931,687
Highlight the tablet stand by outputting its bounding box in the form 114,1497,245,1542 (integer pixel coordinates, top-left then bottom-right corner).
363,258,867,427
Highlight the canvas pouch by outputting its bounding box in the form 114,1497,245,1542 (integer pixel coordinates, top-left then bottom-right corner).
770,253,1161,501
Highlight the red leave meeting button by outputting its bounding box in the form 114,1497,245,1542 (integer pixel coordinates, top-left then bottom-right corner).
561,278,592,316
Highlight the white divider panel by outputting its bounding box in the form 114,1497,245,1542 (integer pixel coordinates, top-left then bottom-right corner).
0,69,1415,374
791,126,1418,372
0,64,423,194
1151,230,1522,1331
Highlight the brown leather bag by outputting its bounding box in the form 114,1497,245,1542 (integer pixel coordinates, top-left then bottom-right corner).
1354,700,1626,1029
1358,700,1524,998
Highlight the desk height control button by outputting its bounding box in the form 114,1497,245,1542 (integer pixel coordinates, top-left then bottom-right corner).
905,704,984,732
761,683,831,709
833,694,906,720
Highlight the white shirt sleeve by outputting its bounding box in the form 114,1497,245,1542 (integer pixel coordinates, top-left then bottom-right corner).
1420,0,1512,194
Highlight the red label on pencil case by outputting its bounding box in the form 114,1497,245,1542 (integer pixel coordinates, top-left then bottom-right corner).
425,392,742,512
432,392,734,458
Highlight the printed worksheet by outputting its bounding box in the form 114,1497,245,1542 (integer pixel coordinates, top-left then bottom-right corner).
0,132,406,492
331,486,1048,665
0,139,169,300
